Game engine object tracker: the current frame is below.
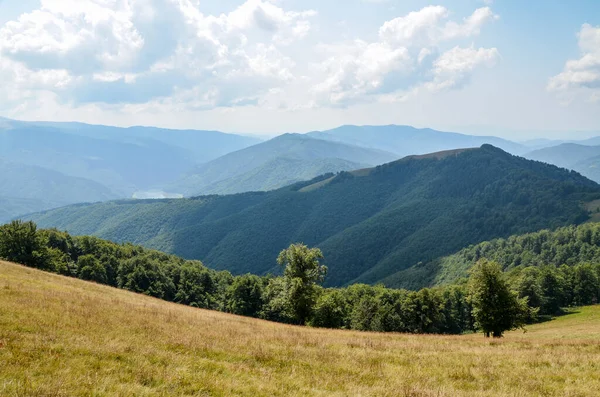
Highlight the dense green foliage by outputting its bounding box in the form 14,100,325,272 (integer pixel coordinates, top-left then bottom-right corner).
277,244,327,324
405,222,600,290
2,221,600,337
469,260,529,337
28,145,600,288
168,133,394,196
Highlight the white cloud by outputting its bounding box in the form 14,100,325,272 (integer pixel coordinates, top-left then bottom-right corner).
311,6,499,106
0,2,500,116
548,24,600,102
379,6,497,47
311,41,412,106
425,46,499,91
0,0,315,107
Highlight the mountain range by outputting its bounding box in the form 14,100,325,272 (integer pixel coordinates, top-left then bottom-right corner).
4,118,564,223
524,143,600,184
307,125,528,156
26,145,600,288
168,133,397,196
0,118,261,220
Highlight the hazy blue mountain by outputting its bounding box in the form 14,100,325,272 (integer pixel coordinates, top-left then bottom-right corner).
195,157,368,195
26,145,599,288
0,196,55,224
519,138,570,150
307,125,527,156
524,143,600,183
574,136,600,146
524,143,600,168
0,159,118,222
0,118,261,195
21,120,262,161
168,133,396,196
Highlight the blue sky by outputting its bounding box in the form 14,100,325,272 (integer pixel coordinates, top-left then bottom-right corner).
0,0,599,139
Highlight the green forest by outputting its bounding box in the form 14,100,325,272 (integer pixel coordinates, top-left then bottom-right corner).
2,220,599,337
27,145,600,289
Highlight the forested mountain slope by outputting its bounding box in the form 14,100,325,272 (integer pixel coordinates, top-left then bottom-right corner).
168,133,395,196
27,145,600,287
308,125,526,156
193,157,368,195
387,221,600,289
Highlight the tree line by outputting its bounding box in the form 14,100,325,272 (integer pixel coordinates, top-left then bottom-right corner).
1,220,599,337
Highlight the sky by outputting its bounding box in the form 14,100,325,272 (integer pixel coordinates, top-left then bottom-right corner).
0,0,599,140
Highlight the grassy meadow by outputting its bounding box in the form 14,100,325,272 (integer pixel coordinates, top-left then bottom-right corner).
1,260,599,397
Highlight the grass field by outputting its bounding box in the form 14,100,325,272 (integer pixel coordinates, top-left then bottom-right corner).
1,260,600,397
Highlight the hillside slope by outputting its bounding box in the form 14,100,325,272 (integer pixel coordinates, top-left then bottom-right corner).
525,143,600,169
168,133,395,196
0,159,118,222
27,145,600,288
386,221,600,289
196,157,368,195
524,143,600,183
0,118,260,196
1,260,599,397
308,125,526,156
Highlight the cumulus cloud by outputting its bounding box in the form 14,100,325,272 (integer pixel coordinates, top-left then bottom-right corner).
0,2,500,113
425,46,499,91
379,6,497,47
312,6,499,106
0,0,314,107
548,24,600,102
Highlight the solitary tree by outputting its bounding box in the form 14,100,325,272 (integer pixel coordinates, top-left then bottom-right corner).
277,243,327,325
469,259,528,338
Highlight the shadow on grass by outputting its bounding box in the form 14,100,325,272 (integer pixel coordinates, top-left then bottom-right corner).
533,308,581,325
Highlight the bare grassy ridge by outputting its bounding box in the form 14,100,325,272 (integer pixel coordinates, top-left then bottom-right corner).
1,260,599,397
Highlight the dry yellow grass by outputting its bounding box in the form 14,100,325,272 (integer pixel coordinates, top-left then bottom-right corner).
1,260,600,397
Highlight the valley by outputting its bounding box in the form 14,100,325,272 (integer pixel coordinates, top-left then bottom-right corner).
26,145,600,288
2,2,599,396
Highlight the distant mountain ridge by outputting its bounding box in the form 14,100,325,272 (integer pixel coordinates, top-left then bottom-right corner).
0,118,261,220
524,143,600,184
0,158,118,222
168,133,397,196
308,125,527,156
26,145,600,288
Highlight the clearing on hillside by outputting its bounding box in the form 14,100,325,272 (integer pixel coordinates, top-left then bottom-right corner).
1,260,599,396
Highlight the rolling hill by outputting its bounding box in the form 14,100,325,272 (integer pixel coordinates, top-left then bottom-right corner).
0,159,118,222
0,118,261,196
524,143,600,184
168,133,395,196
308,125,527,157
524,143,600,169
2,260,600,396
384,220,600,289
26,145,600,288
